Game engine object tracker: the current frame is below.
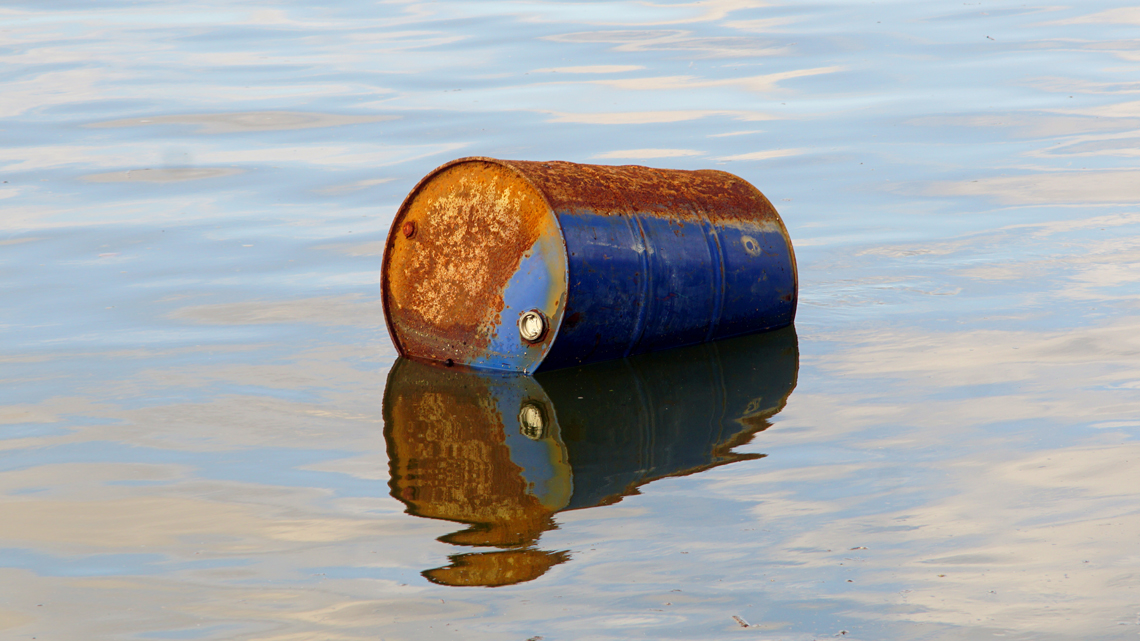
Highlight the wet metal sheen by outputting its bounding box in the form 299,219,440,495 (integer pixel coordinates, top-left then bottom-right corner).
382,157,797,373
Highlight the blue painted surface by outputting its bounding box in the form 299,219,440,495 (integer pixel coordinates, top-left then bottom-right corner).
539,212,796,371
469,237,562,373
540,212,644,369
713,225,798,341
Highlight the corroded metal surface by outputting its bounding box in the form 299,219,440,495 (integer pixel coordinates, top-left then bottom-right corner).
382,156,797,373
504,160,785,226
383,160,563,367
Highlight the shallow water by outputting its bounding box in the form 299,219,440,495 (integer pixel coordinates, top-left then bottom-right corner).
2,1,1140,639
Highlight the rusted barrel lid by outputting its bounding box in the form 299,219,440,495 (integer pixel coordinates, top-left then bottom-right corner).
382,157,796,373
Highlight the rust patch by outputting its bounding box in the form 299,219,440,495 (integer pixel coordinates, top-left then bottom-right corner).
502,159,781,225
384,160,557,363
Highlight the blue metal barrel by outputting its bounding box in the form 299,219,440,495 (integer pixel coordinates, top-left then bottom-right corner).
382,157,796,373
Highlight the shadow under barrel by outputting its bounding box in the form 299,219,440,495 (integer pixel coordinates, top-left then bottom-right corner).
383,325,798,587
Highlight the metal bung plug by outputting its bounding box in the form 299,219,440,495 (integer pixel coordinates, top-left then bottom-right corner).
741,235,761,256
518,401,547,440
518,309,548,343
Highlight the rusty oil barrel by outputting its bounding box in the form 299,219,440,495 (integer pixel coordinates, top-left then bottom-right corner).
382,157,797,373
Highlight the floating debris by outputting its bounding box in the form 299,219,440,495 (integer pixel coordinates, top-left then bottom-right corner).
382,157,797,373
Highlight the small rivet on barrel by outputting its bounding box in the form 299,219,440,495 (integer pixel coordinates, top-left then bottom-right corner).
518,309,548,344
518,401,547,440
402,220,416,238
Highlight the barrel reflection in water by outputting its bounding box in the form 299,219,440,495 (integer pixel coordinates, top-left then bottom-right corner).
383,326,798,587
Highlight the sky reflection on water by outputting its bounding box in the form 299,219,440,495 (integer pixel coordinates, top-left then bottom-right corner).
2,0,1140,639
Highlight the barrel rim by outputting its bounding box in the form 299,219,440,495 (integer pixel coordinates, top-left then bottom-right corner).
381,156,570,371
716,170,799,318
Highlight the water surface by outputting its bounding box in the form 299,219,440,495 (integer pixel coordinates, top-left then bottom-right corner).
2,1,1140,639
